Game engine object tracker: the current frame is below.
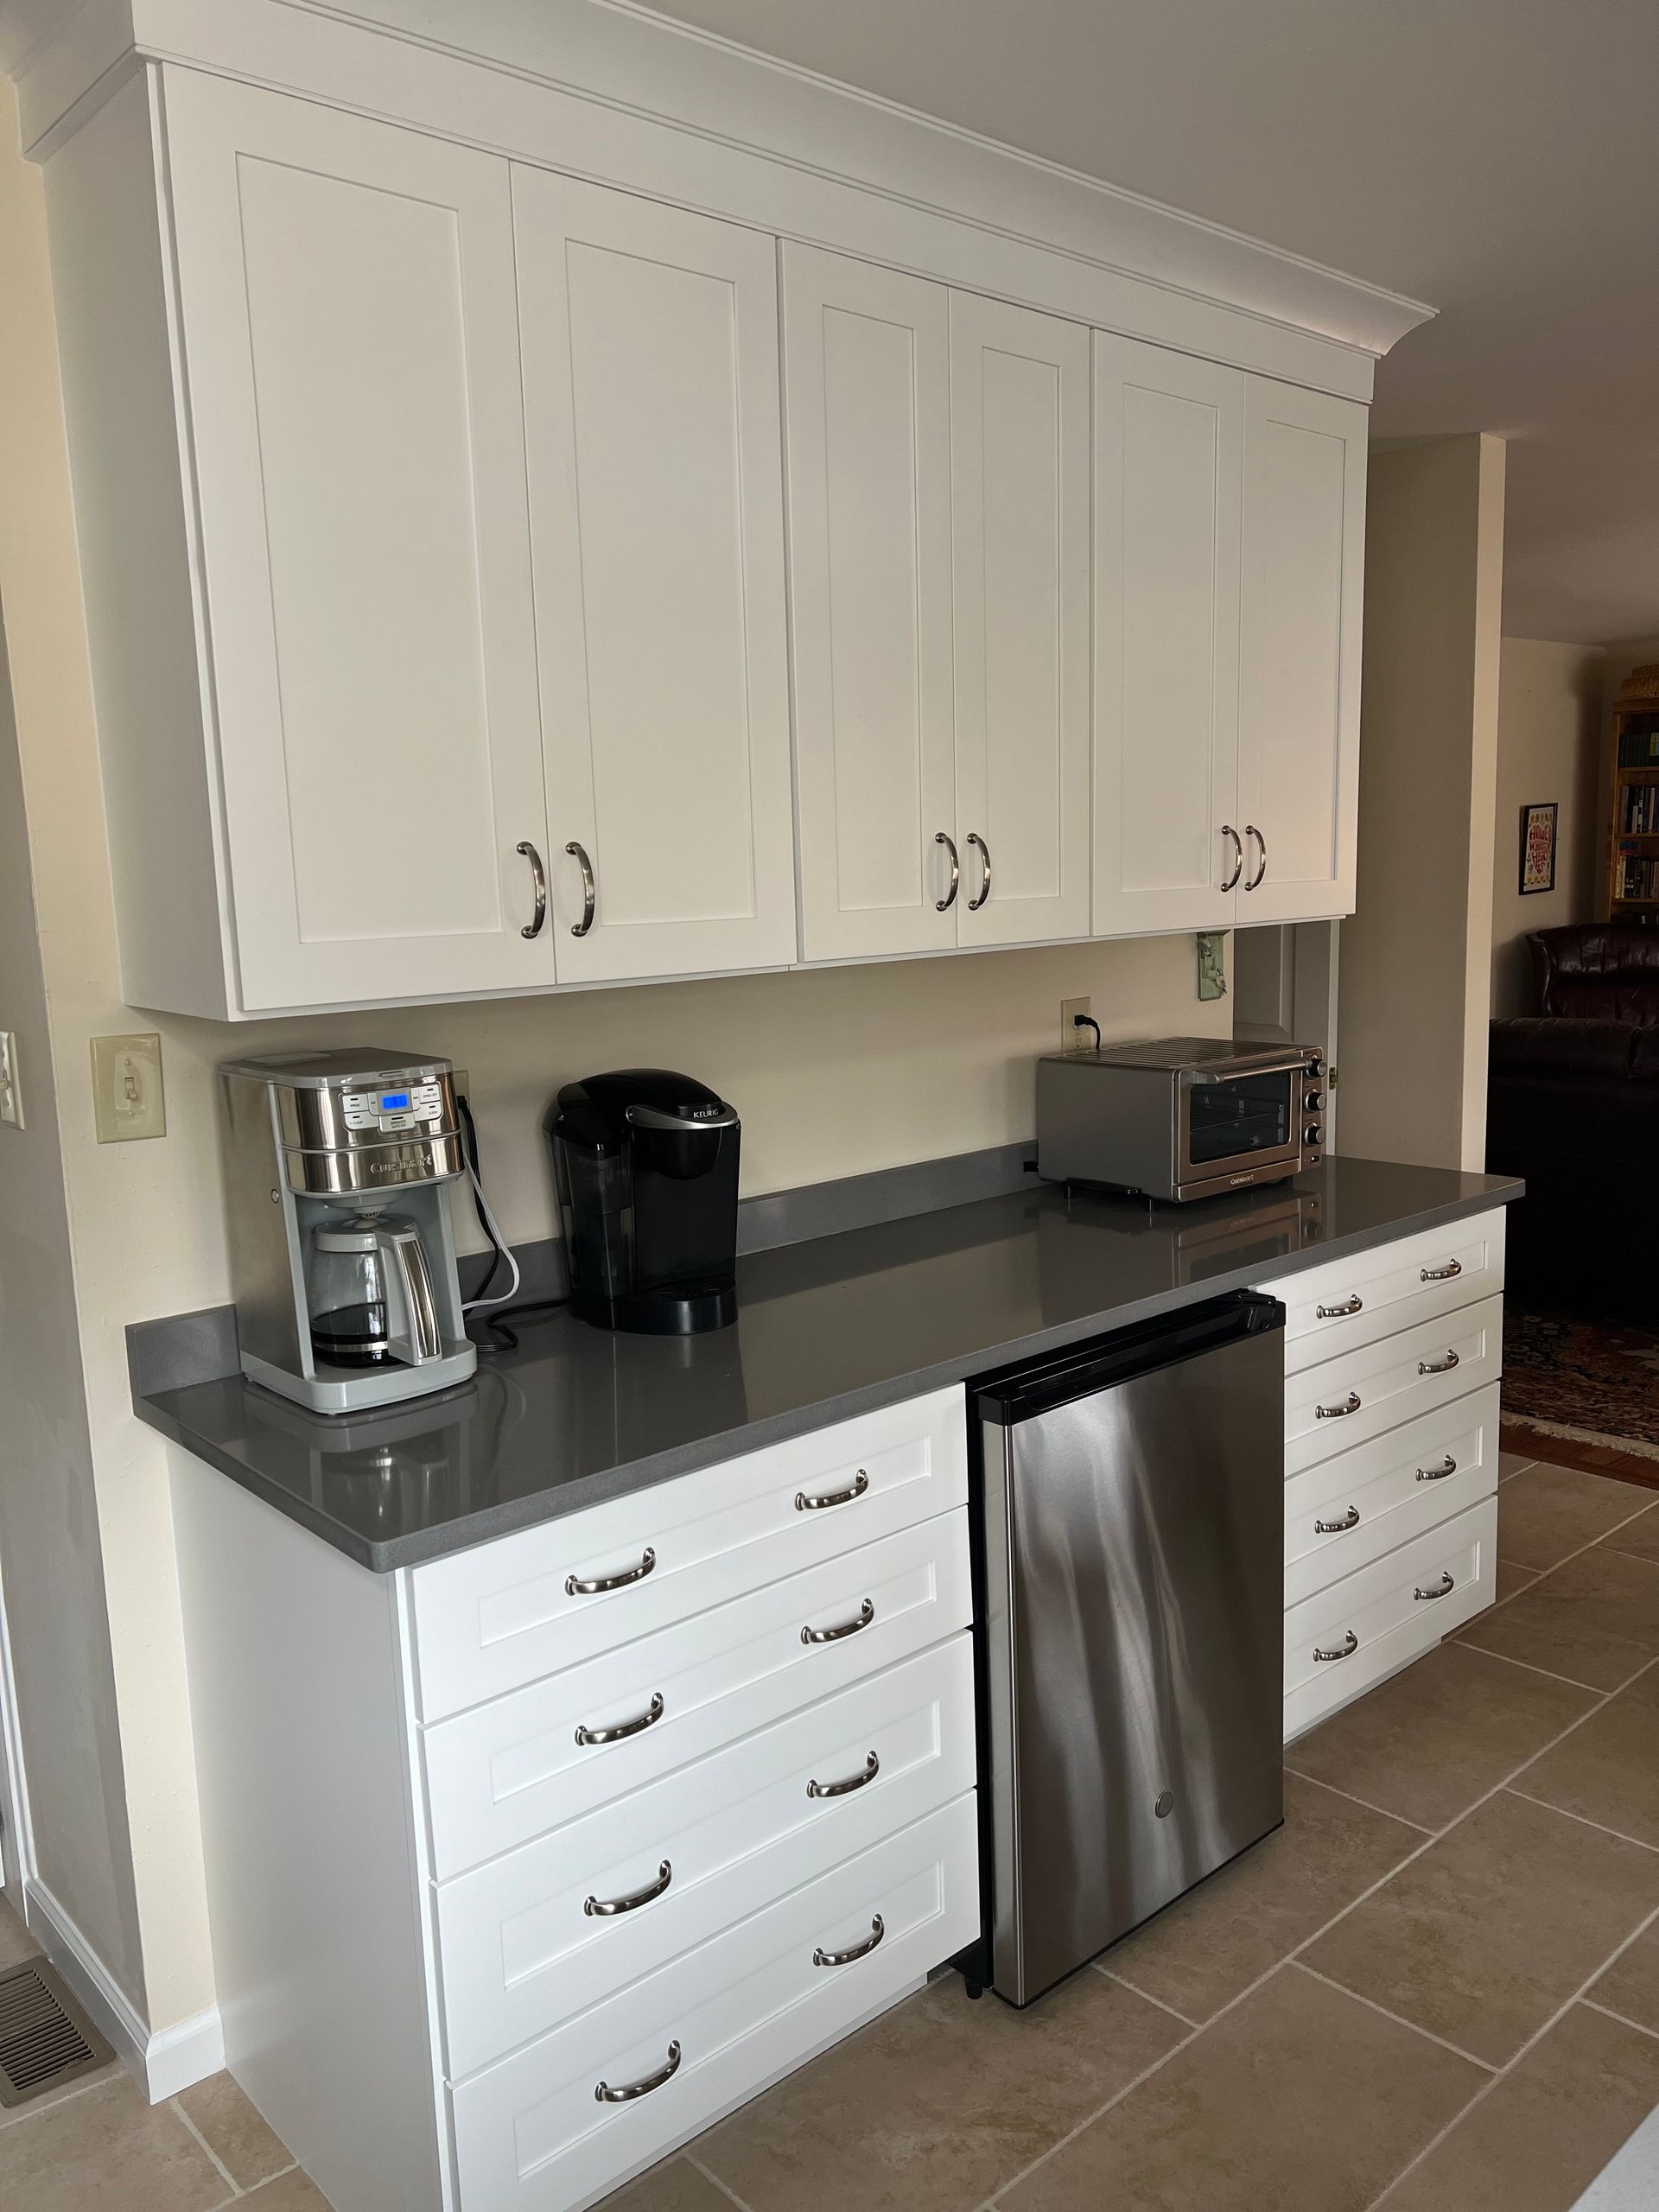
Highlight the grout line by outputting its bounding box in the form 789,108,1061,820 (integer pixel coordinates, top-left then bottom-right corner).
1288,1960,1497,2071
0,2066,125,2135
1091,1964,1201,2031
686,2152,764,2212
1500,1786,1659,1857
1580,1997,1659,2044
1448,1639,1619,1692
172,2094,243,2198
1281,1768,1433,1836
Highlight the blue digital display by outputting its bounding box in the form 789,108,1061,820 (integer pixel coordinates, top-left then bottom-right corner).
379,1091,410,1111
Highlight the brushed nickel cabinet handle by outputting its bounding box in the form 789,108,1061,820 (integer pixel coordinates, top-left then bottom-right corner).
585,1860,672,1917
595,2041,681,2103
796,1471,868,1513
807,1751,880,1801
1313,1631,1359,1663
813,1915,885,1967
802,1599,874,1646
1416,1456,1458,1483
566,841,596,937
517,841,548,938
1316,1392,1362,1420
566,1547,655,1597
575,1692,664,1746
934,831,960,911
1244,823,1268,891
1220,823,1243,893
1315,1507,1360,1535
1414,1572,1456,1602
1317,1295,1363,1319
1418,1351,1459,1376
1421,1260,1463,1282
966,831,992,909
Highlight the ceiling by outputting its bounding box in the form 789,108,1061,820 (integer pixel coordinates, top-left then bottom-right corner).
639,0,1659,645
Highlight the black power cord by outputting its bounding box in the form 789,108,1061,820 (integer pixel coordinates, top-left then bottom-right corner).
1072,1014,1103,1051
455,1090,568,1354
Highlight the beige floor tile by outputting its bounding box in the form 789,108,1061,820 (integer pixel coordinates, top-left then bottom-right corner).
1099,1771,1423,2024
1603,1502,1659,1563
0,1898,40,1968
599,2156,751,2212
1455,1548,1659,1689
1373,2001,1659,2212
1518,1662,1659,1847
176,2069,292,2190
0,2072,226,2210
1592,1923,1659,2032
240,2169,333,2209
1496,1463,1656,1572
696,1964,1180,2212
997,1963,1484,2212
1287,1641,1595,1832
1498,1560,1541,1600
1500,1450,1539,1481
1305,1788,1659,2066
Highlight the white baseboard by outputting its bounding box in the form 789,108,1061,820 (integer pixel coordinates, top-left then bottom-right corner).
23,1876,224,2101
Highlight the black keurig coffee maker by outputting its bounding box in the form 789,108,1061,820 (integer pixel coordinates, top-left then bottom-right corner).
546,1070,740,1333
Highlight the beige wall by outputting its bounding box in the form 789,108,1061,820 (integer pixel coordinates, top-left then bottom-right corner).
1339,435,1505,1172
0,81,1226,2035
1490,638,1604,1018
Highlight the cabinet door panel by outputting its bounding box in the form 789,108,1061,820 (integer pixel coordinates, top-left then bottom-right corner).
161,71,550,1011
515,173,797,981
1093,334,1243,936
783,248,957,960
950,294,1090,948
1236,380,1367,923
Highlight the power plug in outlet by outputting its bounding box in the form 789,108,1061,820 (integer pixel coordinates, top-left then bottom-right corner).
0,1030,22,1128
1060,997,1096,1053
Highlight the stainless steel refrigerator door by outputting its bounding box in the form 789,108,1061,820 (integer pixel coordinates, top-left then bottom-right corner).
982,1324,1284,2004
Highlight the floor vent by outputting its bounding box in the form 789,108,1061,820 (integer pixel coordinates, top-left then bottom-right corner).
0,1959,113,2108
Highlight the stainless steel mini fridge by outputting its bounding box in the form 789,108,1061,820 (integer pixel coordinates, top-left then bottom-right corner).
973,1292,1286,2005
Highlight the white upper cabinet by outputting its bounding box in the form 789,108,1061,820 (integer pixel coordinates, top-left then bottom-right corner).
782,247,958,963
1236,380,1368,923
160,72,551,1012
1092,334,1244,938
949,293,1092,949
514,172,798,982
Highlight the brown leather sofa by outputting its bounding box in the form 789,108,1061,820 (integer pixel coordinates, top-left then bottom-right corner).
1486,925,1659,1312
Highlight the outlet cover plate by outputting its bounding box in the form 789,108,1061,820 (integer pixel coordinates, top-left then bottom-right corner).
0,1031,20,1128
1060,996,1094,1052
1196,931,1228,1001
92,1033,166,1142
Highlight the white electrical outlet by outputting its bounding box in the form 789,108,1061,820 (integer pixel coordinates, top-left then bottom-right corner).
91,1033,167,1142
0,1030,21,1128
1060,996,1095,1052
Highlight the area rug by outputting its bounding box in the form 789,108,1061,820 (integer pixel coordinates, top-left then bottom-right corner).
1501,1304,1659,1482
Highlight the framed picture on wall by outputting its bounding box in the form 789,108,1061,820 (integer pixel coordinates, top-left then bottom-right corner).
1520,802,1558,894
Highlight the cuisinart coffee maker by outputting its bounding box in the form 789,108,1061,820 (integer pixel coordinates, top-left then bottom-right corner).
220,1050,478,1413
546,1069,740,1334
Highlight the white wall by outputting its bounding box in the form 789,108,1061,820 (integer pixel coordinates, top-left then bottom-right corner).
1339,435,1505,1172
1490,637,1604,1018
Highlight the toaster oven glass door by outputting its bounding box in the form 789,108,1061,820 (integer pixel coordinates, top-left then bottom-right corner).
1182,1068,1299,1180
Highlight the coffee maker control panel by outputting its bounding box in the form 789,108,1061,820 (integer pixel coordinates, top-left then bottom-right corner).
342,1080,446,1135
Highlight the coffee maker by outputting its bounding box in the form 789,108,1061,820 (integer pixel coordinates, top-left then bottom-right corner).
220,1050,478,1413
546,1070,740,1334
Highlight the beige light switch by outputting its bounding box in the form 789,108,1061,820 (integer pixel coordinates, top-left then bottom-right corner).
92,1033,166,1142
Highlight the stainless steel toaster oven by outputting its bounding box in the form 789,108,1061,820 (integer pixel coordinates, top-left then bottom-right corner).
1036,1036,1325,1202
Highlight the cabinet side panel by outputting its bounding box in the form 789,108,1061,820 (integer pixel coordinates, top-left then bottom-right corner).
41,67,232,1020
168,1446,443,2212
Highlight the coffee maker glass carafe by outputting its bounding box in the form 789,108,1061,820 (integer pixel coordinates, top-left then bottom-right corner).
306,1212,442,1370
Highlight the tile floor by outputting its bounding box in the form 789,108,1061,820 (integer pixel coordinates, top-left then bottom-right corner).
5,1452,1659,2212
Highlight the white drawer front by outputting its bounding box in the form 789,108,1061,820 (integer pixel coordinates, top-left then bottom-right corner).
1261,1208,1505,1375
450,1794,979,2212
435,1635,976,2077
1284,1384,1502,1607
1285,1297,1503,1477
410,1387,966,1721
422,1512,971,1878
1283,1497,1497,1738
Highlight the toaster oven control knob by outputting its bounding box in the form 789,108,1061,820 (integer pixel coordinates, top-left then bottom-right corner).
1304,1122,1323,1147
1305,1052,1324,1077
1304,1090,1324,1113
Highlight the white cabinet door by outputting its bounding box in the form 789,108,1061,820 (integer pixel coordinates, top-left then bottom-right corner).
514,172,798,982
1092,333,1244,937
782,247,957,962
1236,379,1368,923
160,70,550,1013
949,292,1091,948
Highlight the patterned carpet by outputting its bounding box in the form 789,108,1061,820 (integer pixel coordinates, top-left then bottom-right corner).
1502,1305,1659,1460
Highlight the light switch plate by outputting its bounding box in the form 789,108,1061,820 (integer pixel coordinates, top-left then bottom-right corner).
0,1030,21,1128
92,1033,166,1142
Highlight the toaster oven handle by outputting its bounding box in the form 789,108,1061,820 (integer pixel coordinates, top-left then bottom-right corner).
1185,1052,1306,1085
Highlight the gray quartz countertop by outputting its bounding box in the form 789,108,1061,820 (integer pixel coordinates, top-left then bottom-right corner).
135,1154,1522,1570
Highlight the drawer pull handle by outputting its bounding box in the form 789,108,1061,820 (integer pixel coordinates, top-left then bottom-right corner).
1315,1392,1362,1420
796,1471,869,1513
813,1915,885,1968
1315,1507,1360,1535
566,1547,656,1597
1313,1631,1359,1663
585,1861,672,1917
1421,1259,1462,1282
1418,1351,1459,1376
1414,1572,1456,1602
575,1692,664,1747
595,2040,681,2103
807,1751,880,1801
1317,1295,1363,1319
1416,1455,1459,1483
802,1599,875,1646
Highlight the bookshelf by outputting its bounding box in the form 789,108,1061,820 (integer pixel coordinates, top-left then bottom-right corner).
1609,664,1659,916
